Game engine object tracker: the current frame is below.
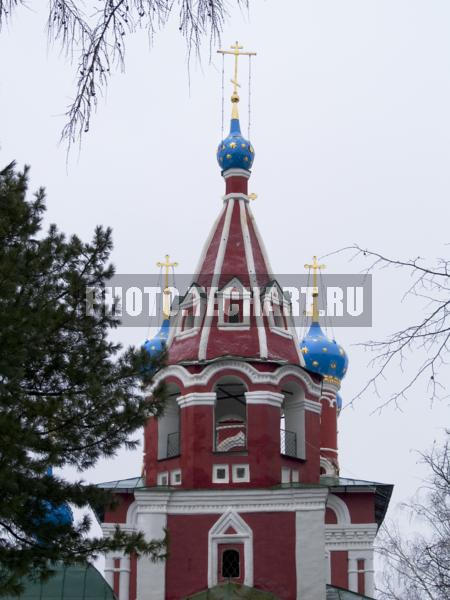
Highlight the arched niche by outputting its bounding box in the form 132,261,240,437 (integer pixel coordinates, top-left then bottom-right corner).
280,380,306,459
158,382,181,459
214,376,247,452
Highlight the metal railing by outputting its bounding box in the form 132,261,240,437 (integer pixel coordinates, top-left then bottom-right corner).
166,432,180,458
280,428,297,457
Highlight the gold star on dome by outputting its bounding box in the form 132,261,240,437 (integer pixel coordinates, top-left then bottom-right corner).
243,156,249,162
229,142,237,149
322,347,328,352
301,346,308,354
249,146,254,153
312,360,319,367
241,143,246,148
226,154,232,159
330,362,336,369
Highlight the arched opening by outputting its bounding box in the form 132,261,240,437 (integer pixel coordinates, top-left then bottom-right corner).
214,376,247,452
280,381,305,459
158,383,181,459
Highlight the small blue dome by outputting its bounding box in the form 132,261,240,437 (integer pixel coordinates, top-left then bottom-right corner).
336,392,343,411
40,500,73,527
35,467,73,532
300,322,348,381
217,118,255,171
143,318,170,357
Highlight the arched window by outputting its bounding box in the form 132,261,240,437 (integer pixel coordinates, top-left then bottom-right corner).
157,383,181,460
280,381,306,459
214,377,247,452
222,549,240,579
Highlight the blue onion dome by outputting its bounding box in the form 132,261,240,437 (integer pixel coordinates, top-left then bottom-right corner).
143,318,170,357
300,322,348,382
36,467,73,531
217,116,255,172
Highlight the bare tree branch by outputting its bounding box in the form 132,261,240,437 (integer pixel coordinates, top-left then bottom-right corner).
0,0,248,148
328,245,450,409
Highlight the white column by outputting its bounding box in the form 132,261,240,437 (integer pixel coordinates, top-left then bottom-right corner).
135,493,169,600
365,555,375,598
104,555,115,590
348,556,358,593
296,504,326,600
119,556,131,600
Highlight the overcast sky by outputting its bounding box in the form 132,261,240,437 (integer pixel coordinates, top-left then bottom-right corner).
1,0,449,581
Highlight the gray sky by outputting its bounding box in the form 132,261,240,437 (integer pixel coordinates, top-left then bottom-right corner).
1,0,449,581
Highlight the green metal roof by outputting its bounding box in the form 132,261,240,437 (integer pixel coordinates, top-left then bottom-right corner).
326,584,374,599
4,563,117,600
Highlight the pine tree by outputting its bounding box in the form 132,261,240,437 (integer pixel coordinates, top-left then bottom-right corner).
0,162,167,595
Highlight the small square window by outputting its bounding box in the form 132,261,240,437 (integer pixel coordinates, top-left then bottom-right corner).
291,470,299,483
281,467,290,484
212,464,229,483
157,471,169,486
232,464,250,483
170,469,182,485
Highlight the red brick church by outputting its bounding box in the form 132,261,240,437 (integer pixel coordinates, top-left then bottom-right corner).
97,42,392,600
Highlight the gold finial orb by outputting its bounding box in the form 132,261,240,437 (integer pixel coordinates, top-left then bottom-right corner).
248,193,258,201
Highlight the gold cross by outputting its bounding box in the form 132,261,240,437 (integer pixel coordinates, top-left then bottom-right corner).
157,254,178,318
217,41,257,100
304,256,325,322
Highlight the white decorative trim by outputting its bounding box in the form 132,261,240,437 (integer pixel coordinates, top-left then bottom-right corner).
325,524,378,550
156,471,169,486
326,493,351,524
245,204,274,278
269,326,294,339
222,193,249,203
130,487,328,516
232,464,250,483
299,399,322,414
239,199,268,359
208,510,253,588
222,168,251,179
193,204,227,280
245,390,284,407
177,392,216,408
199,199,235,361
174,326,200,341
151,360,321,398
321,447,338,454
320,457,337,477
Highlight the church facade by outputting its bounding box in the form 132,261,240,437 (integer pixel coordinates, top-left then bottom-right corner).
97,43,392,600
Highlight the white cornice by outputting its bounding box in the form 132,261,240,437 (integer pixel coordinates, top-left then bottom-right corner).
325,523,378,550
131,487,328,517
222,193,249,203
177,392,216,408
151,360,321,397
222,168,251,179
245,391,284,407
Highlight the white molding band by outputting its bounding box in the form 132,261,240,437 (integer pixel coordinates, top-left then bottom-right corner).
245,391,284,407
128,487,328,516
222,193,249,203
151,360,321,398
325,524,378,550
177,392,216,408
222,168,251,179
199,199,235,361
326,494,351,524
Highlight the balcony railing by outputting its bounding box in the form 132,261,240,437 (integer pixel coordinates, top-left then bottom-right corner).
280,428,297,458
166,432,180,458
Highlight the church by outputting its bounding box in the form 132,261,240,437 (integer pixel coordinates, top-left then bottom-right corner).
95,42,393,600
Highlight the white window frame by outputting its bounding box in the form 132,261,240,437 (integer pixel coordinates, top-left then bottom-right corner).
217,278,251,330
157,471,169,486
262,284,293,338
175,285,205,340
170,469,182,486
212,464,230,484
232,464,250,483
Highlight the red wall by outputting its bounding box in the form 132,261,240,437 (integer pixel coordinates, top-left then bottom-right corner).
331,551,348,589
165,512,297,600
